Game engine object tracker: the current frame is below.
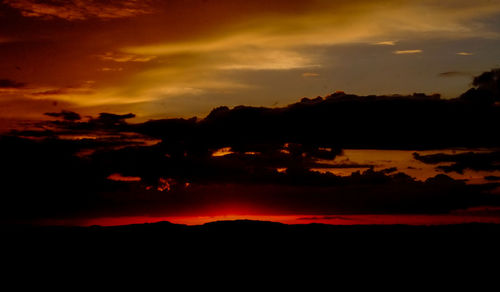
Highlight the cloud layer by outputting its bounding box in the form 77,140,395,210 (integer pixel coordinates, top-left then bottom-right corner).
2,0,500,121
2,69,500,223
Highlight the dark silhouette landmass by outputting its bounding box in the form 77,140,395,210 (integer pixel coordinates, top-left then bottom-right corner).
3,220,500,263
3,220,499,258
5,220,500,237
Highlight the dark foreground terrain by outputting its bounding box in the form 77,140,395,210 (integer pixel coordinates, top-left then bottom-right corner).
4,220,500,246
3,220,500,275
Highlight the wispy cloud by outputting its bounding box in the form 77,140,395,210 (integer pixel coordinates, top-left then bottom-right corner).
373,41,397,46
302,72,320,77
97,52,156,63
100,67,124,72
438,71,471,77
4,0,152,20
216,49,319,71
3,0,500,121
394,49,423,55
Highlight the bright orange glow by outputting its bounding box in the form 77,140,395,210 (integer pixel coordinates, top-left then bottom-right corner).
157,177,176,192
212,147,234,157
107,173,141,182
34,203,500,228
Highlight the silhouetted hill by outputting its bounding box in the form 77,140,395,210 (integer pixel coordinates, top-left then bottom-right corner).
4,220,500,237
3,220,500,266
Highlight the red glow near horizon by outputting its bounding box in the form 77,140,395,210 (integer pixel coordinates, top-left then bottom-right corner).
40,212,500,227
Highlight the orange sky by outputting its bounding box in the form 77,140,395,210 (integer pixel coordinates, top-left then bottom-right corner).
311,149,500,185
2,0,500,128
2,1,500,227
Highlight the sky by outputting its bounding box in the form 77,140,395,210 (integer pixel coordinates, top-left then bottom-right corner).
2,0,500,126
2,0,500,226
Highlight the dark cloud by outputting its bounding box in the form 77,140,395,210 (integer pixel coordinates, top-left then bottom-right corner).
2,68,500,223
44,110,81,121
1,132,498,223
460,68,500,103
92,113,136,126
2,112,500,223
0,79,24,88
380,167,398,174
438,71,470,78
34,112,137,133
413,152,500,174
473,68,500,90
182,91,500,150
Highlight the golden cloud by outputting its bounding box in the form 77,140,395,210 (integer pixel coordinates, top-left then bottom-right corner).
302,73,320,77
373,41,397,46
97,52,156,63
394,50,423,54
3,0,500,122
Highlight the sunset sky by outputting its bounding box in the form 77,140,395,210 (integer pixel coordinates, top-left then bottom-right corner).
2,0,500,125
2,1,500,227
